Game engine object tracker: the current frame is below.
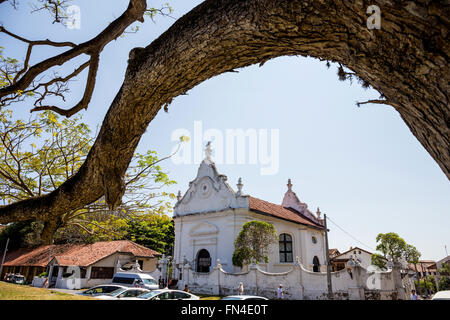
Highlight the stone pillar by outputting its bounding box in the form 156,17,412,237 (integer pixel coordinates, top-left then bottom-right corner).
392,264,407,300
55,266,63,289
47,265,54,288
214,259,222,296
158,254,168,287
86,266,92,280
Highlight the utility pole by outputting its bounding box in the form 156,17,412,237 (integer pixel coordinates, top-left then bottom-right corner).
0,238,10,277
324,214,333,300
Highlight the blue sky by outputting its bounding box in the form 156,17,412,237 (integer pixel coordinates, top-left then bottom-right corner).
1,0,449,260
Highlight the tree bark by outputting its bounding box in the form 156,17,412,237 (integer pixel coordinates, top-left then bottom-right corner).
0,0,448,225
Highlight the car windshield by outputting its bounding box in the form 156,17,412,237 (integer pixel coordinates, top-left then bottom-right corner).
142,278,157,285
137,290,163,299
107,288,127,296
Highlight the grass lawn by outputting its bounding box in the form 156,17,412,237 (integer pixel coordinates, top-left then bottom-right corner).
0,281,94,300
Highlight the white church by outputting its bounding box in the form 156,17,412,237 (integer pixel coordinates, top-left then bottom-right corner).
172,144,328,279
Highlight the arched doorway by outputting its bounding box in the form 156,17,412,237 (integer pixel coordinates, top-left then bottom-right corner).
313,256,320,272
196,249,211,273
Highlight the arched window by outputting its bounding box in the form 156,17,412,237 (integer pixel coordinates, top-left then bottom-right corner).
313,256,320,272
279,234,293,263
196,249,211,273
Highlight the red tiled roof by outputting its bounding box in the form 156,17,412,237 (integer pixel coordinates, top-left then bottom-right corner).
2,240,160,267
331,246,374,260
410,260,437,272
329,249,340,256
248,196,324,229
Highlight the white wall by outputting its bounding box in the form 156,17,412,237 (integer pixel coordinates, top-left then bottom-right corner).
178,259,407,300
173,208,328,276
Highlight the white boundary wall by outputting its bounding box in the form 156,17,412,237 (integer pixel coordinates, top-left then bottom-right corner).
178,259,408,300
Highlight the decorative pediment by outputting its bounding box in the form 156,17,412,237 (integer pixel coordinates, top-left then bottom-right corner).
174,159,248,216
189,222,219,237
282,179,320,223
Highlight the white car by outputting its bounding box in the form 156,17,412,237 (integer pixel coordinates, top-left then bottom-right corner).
221,295,269,300
77,285,127,296
135,289,200,300
431,290,450,300
95,287,150,300
111,272,159,290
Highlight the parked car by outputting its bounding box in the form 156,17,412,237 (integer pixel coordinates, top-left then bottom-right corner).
111,272,159,290
135,289,200,300
221,295,269,300
77,285,127,296
431,290,450,300
95,287,150,300
6,274,26,285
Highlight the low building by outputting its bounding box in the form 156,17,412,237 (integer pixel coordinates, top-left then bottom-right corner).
330,247,377,271
410,260,438,278
436,256,450,274
329,249,341,258
0,240,161,288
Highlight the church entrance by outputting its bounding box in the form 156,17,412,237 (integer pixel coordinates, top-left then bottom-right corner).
313,256,320,272
196,249,211,273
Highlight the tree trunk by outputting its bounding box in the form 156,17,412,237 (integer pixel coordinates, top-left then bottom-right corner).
0,0,448,225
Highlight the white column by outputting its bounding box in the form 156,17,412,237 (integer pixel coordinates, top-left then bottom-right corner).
86,266,92,279
57,266,63,279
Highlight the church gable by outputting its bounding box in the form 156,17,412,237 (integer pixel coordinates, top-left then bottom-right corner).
189,222,219,237
174,159,249,216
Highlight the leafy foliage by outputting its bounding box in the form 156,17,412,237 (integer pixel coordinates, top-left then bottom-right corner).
232,221,277,268
375,232,407,264
0,108,182,243
415,275,437,294
0,220,43,251
370,253,387,270
124,214,174,255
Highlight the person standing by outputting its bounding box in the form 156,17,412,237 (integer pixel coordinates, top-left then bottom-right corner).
237,282,244,295
410,290,419,300
277,284,284,300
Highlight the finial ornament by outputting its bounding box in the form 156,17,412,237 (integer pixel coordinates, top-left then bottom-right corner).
316,207,321,219
287,179,292,191
237,178,243,195
205,141,213,162
177,190,182,202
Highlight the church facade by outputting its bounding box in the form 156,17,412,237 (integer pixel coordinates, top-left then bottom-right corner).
172,149,328,279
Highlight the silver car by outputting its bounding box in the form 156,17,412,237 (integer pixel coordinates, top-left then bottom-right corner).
95,287,150,300
77,285,127,296
136,289,200,300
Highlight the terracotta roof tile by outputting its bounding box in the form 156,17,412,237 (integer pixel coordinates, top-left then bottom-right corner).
2,240,161,267
248,196,324,229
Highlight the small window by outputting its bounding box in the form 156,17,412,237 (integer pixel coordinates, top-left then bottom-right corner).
173,291,190,299
279,234,293,263
112,276,135,284
91,267,114,279
312,236,317,244
358,250,361,254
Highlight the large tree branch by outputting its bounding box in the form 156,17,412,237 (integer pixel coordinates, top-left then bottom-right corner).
0,0,448,225
0,0,147,109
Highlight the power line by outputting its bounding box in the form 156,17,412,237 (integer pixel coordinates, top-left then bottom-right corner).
326,215,377,252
